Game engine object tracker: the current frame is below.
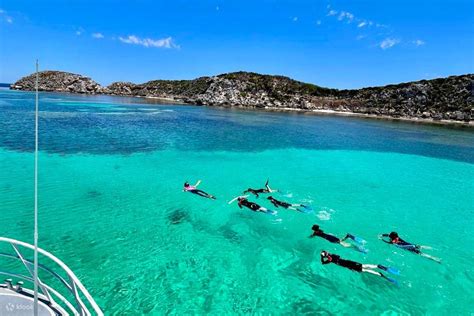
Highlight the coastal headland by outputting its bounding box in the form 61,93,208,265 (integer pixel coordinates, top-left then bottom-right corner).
11,71,473,125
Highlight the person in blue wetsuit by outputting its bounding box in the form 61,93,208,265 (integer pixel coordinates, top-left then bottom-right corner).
320,251,398,283
380,232,441,263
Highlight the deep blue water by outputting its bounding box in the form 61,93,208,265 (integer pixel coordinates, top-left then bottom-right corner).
1,89,473,162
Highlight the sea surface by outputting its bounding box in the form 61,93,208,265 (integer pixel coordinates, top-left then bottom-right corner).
0,89,473,315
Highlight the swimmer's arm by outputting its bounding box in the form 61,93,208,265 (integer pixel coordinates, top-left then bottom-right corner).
321,256,330,264
379,234,392,244
194,180,201,187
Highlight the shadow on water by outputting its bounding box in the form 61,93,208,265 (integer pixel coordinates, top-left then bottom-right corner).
86,190,102,198
1,90,473,163
167,208,190,225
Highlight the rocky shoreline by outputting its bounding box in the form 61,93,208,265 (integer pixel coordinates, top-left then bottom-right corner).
259,107,474,127
11,70,474,124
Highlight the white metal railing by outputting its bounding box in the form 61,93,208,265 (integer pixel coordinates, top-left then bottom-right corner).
0,237,103,315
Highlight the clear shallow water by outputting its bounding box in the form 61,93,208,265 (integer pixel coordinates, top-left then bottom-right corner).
0,89,473,314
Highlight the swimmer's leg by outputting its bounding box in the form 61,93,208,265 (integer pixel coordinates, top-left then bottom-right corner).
362,264,378,269
419,245,433,250
191,190,207,197
265,179,277,192
420,253,441,263
362,268,382,276
259,207,276,215
339,241,351,248
343,233,366,244
193,190,216,199
362,267,397,284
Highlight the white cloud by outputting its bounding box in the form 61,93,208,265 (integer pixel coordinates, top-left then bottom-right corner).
292,16,298,22
75,27,84,36
358,21,367,28
413,39,425,46
356,35,366,40
118,35,178,49
216,6,219,11
380,38,400,50
327,10,337,16
0,8,13,24
316,20,322,25
92,32,104,39
338,11,354,23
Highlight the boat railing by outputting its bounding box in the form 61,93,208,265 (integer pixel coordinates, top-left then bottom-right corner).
0,237,103,315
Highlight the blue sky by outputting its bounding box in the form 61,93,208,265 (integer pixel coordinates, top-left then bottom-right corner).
0,0,473,88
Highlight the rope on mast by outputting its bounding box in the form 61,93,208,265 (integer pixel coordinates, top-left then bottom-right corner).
34,59,39,316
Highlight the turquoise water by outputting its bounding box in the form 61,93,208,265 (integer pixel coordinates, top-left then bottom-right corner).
0,89,473,314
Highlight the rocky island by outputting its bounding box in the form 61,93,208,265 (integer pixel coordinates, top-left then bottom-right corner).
11,71,473,124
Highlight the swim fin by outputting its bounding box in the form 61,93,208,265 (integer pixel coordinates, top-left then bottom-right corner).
385,276,398,285
356,244,369,254
346,234,366,244
378,265,400,275
299,206,313,213
353,236,366,244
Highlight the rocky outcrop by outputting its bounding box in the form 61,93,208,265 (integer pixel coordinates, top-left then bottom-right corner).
336,76,474,121
11,70,473,122
10,71,104,94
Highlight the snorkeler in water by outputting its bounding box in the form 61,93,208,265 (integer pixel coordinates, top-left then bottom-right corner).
320,251,398,284
380,232,441,263
243,179,277,198
183,180,216,200
310,225,367,252
267,196,309,212
228,196,276,215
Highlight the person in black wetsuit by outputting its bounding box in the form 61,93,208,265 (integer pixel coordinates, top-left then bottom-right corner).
380,232,441,263
243,180,276,198
237,196,275,214
183,180,216,200
310,225,364,248
267,196,307,212
320,251,397,283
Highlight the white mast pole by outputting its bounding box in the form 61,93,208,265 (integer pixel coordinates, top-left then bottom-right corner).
34,59,39,316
